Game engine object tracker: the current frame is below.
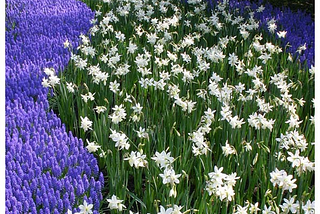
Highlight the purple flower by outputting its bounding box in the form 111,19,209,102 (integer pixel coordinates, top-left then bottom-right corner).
6,0,103,213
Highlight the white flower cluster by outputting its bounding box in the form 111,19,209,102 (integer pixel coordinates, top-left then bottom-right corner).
109,129,130,150
157,205,183,214
42,67,60,88
189,108,216,156
270,168,297,192
287,150,314,175
80,116,93,132
109,104,126,124
107,195,126,212
276,130,308,151
49,0,314,211
206,166,239,201
152,150,181,198
124,151,147,169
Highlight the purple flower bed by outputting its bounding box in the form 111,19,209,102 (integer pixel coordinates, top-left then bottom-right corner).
5,0,104,213
208,0,314,68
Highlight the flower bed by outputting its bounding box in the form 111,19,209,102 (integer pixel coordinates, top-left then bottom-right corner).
47,0,314,213
5,0,314,213
209,0,314,68
5,0,104,213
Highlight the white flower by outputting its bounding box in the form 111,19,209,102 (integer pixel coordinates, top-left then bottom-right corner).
81,46,96,57
109,80,120,94
159,168,181,186
44,67,55,76
172,205,183,214
256,5,265,12
249,202,261,214
169,186,178,198
127,41,138,54
235,82,245,93
287,150,302,168
258,53,271,64
86,140,101,153
107,195,126,211
270,168,297,192
81,92,95,103
186,100,196,113
158,205,173,214
42,77,50,88
108,53,121,67
229,115,245,129
222,140,236,156
78,200,93,214
167,51,177,62
220,104,232,121
309,65,315,75
208,166,226,186
80,116,93,132
124,151,147,168
95,10,102,17
296,43,307,54
285,114,302,129
132,103,143,114
262,205,275,214
94,106,107,114
135,127,149,139
277,31,287,38
66,82,75,93
147,32,158,45
225,172,239,187
115,64,130,76
109,104,127,124
190,130,210,156
216,184,235,201
155,43,164,55
204,108,216,122
115,31,125,42
152,151,174,169
87,92,95,101
235,205,248,214
80,34,90,45
206,167,238,201
181,52,191,63
302,200,315,214
75,58,87,70
109,129,130,150
48,75,60,87
228,53,238,66
280,197,300,214
268,22,277,33
135,54,149,67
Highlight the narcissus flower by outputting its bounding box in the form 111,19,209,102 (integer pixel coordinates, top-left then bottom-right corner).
86,140,101,153
80,116,93,132
107,195,126,211
79,200,94,214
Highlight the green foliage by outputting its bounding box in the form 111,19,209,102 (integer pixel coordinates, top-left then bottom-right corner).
46,0,314,213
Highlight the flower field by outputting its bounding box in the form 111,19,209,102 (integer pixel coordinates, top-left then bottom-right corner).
5,0,103,213
5,0,315,214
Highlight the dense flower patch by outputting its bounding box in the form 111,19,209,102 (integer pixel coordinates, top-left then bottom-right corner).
5,0,314,213
209,0,314,68
5,0,104,213
50,0,314,213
